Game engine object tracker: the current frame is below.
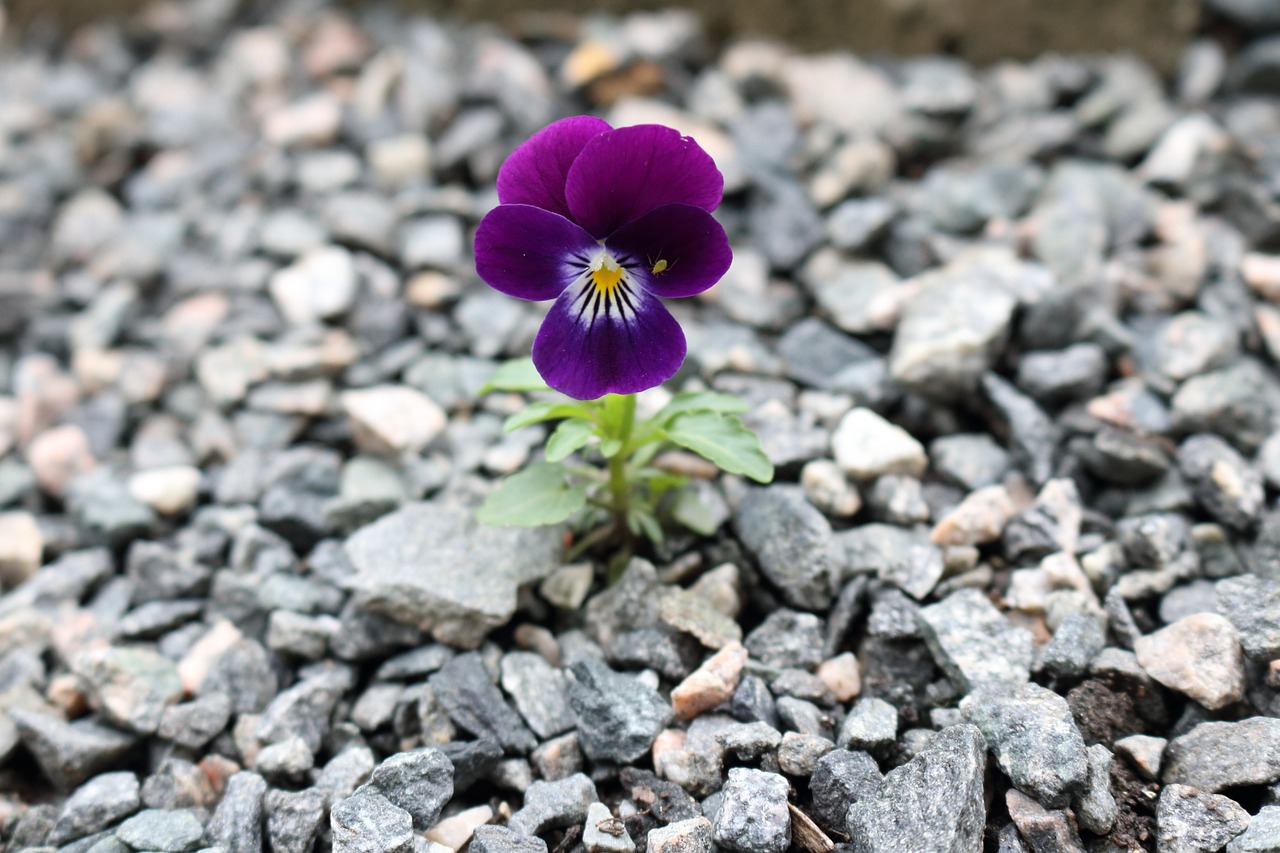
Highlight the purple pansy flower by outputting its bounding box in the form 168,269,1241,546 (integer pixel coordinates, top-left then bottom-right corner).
474,116,732,400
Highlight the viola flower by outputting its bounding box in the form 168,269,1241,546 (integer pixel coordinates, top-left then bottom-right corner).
474,116,732,400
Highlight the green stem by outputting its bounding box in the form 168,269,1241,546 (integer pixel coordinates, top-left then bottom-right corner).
603,393,637,553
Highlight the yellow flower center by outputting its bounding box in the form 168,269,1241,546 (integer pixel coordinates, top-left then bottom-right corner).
591,257,624,294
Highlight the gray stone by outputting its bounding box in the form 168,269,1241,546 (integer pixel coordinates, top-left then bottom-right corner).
344,501,561,648
831,408,927,481
961,683,1089,808
566,657,673,763
1228,805,1280,853
776,732,835,776
582,802,633,853
499,650,576,737
646,816,712,853
825,201,897,255
837,697,898,755
316,746,377,807
367,747,454,830
809,749,882,835
1171,360,1280,454
890,272,1017,400
265,788,326,853
744,609,825,670
330,789,413,853
846,725,986,853
204,772,266,853
1157,783,1250,853
1218,574,1280,659
1164,718,1280,791
1074,744,1117,835
114,809,205,853
711,768,790,853
141,759,216,810
981,373,1060,485
839,523,944,600
254,665,349,754
508,773,597,836
429,652,537,754
918,589,1034,691
470,825,548,853
1036,611,1106,681
930,433,1011,490
11,708,139,790
49,772,140,844
717,721,783,759
733,487,837,610
253,736,315,781
1016,343,1108,405
159,694,232,750
1177,434,1265,532
1114,734,1167,781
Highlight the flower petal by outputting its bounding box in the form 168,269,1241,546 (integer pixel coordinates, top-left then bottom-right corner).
606,204,732,299
496,116,612,219
532,278,687,400
565,124,724,238
474,204,598,301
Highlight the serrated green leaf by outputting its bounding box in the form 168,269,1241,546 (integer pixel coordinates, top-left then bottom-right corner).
655,391,751,424
503,401,594,433
480,358,550,394
545,420,595,462
671,487,721,536
475,463,587,527
664,412,774,484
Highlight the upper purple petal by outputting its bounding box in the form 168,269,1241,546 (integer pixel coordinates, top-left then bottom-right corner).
496,116,613,220
532,277,687,400
606,203,732,299
474,204,598,302
564,124,724,239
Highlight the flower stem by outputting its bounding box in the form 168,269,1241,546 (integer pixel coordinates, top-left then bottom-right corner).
603,393,637,554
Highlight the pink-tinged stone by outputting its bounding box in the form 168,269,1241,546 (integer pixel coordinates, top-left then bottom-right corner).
0,512,42,588
931,485,1017,546
303,15,370,78
425,804,493,850
671,642,748,722
27,424,96,497
162,293,229,355
15,354,80,445
816,653,861,703
651,728,687,766
0,396,15,457
263,93,342,147
178,620,245,695
1135,613,1245,710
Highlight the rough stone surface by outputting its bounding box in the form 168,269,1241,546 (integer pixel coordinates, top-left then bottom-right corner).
734,487,837,610
1156,784,1250,853
711,768,791,853
1164,718,1280,791
846,724,986,853
1134,613,1246,710
567,657,673,764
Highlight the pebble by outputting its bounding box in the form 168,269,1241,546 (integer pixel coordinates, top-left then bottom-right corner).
429,652,536,754
1157,784,1250,853
48,772,140,844
265,788,327,853
712,768,790,853
671,642,747,722
0,511,43,587
500,651,576,739
960,683,1089,808
837,697,898,755
1177,433,1265,531
1004,788,1086,853
919,589,1034,691
1164,717,1280,791
508,773,597,836
800,460,861,518
426,804,493,850
1114,734,1167,780
205,771,267,853
471,825,548,853
1228,805,1280,853
72,646,184,735
567,656,673,763
269,245,358,326
646,815,712,853
330,787,413,853
831,408,927,480
847,725,986,852
733,486,837,610
1134,613,1246,709
583,802,634,853
28,423,96,497
114,808,205,853
341,386,447,457
128,465,201,516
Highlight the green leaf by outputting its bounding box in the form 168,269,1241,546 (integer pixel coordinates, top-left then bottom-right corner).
628,507,665,546
655,391,751,424
671,487,721,536
475,463,587,527
664,412,775,484
545,420,595,462
503,401,594,433
480,358,550,394
599,437,624,458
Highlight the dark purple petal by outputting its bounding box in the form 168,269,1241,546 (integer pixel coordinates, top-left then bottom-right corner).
532,278,686,400
564,124,724,239
496,116,612,219
474,204,598,302
606,204,732,299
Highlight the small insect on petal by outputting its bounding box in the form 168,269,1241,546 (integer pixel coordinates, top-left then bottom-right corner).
651,258,668,275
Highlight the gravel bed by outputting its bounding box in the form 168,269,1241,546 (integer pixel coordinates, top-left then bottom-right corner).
3,1,1280,852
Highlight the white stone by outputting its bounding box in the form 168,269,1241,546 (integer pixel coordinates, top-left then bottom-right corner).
831,408,927,480
341,386,446,456
0,512,42,588
269,246,358,325
129,466,202,516
368,135,432,187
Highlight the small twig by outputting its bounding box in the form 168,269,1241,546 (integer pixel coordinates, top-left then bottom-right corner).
787,804,835,853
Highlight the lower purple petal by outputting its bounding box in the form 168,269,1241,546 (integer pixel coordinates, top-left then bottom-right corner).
606,204,732,299
474,204,598,302
532,280,687,400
